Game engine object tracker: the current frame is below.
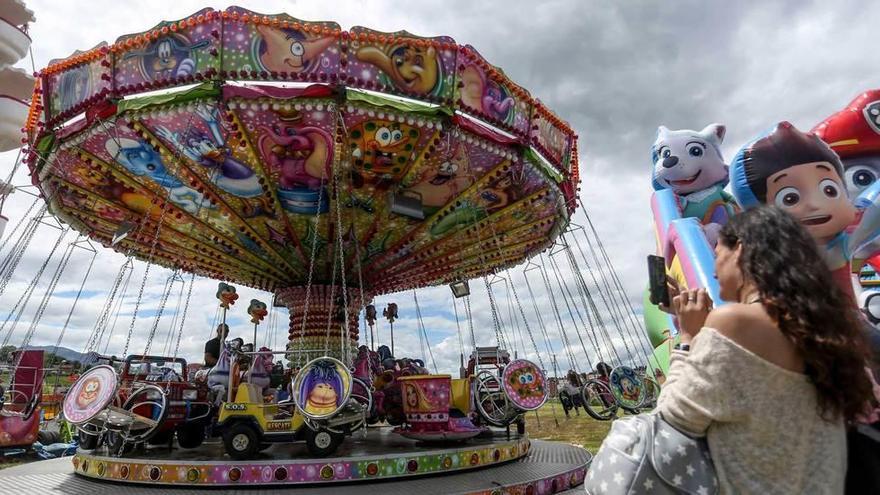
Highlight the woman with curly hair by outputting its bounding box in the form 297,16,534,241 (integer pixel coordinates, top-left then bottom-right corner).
657,205,874,494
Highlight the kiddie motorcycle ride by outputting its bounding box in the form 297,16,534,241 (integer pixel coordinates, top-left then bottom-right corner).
214,355,371,459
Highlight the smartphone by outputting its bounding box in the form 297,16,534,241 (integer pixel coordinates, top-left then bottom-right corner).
647,255,670,307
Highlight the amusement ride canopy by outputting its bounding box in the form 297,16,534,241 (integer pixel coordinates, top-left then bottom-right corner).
22,6,579,361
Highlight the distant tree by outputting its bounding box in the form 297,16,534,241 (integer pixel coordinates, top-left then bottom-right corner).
0,345,16,362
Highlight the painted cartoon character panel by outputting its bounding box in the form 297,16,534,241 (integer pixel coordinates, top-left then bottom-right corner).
609,366,644,410
253,107,333,214
401,376,450,416
501,359,547,411
730,121,880,302
62,365,117,424
296,358,352,418
53,64,92,114
403,142,475,216
460,64,515,124
354,41,442,96
348,119,421,188
153,104,263,198
122,33,209,82
252,24,336,75
652,124,738,235
102,130,209,215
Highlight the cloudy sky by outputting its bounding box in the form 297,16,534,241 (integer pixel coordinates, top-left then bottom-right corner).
1,0,877,375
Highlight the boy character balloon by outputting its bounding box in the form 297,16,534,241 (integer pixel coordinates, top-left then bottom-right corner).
730,121,880,301
299,360,344,416
652,124,739,242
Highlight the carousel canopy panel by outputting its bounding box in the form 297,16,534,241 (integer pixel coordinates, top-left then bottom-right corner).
24,6,579,297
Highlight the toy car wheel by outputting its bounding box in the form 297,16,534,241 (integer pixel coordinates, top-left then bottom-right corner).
305,428,344,457
176,423,205,449
223,422,260,460
147,429,173,446
77,431,99,450
516,417,526,435
106,430,135,456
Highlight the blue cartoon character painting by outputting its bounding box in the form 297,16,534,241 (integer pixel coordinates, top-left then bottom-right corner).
652,124,739,241
298,359,346,417
124,34,208,81
155,105,263,198
105,136,208,215
730,121,880,302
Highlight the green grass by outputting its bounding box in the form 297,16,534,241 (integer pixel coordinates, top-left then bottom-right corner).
524,400,614,452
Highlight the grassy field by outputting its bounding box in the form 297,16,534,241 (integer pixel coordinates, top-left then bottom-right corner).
524,399,613,452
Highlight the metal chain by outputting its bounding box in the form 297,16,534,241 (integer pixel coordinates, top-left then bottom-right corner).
297,153,328,367
84,259,131,355
332,142,352,365
508,274,545,370
142,270,180,357
412,291,438,373
100,261,135,355
535,254,580,372
0,224,68,349
171,272,196,362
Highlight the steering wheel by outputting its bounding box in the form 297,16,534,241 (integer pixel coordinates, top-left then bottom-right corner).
109,384,169,445
473,370,517,426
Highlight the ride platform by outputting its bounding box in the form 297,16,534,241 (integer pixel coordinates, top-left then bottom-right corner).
0,429,590,494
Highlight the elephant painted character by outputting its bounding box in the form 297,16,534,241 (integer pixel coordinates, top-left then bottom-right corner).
256,109,333,191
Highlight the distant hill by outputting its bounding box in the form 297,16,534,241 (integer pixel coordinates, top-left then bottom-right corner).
20,345,87,363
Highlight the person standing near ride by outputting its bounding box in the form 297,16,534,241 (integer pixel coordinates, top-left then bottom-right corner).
204,323,230,367
658,206,874,493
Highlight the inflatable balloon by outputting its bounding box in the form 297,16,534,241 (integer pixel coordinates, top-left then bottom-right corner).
644,124,737,374
652,124,738,237
730,121,880,302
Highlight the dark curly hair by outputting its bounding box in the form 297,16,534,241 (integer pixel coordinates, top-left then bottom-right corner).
718,205,873,422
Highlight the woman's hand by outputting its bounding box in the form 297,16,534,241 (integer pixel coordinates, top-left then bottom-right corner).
672,288,713,344
658,276,681,314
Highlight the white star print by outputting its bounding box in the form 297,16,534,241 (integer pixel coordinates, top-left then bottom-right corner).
661,452,672,464
609,453,618,465
643,479,655,491
600,481,608,492
613,472,624,485
673,474,683,486
660,430,671,439
596,461,603,471
698,486,709,495
677,444,687,456
686,464,695,476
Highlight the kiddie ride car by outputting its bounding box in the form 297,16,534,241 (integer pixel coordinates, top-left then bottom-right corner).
214,353,371,459
352,345,547,441
64,354,212,454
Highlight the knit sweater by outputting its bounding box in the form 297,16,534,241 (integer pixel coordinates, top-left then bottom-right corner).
656,327,846,494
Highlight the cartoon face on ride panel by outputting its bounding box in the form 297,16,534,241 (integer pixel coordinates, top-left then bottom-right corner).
124,34,208,81
254,24,335,74
256,109,333,191
842,156,880,198
348,120,420,187
298,359,346,417
76,377,101,408
355,43,441,95
502,360,547,410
